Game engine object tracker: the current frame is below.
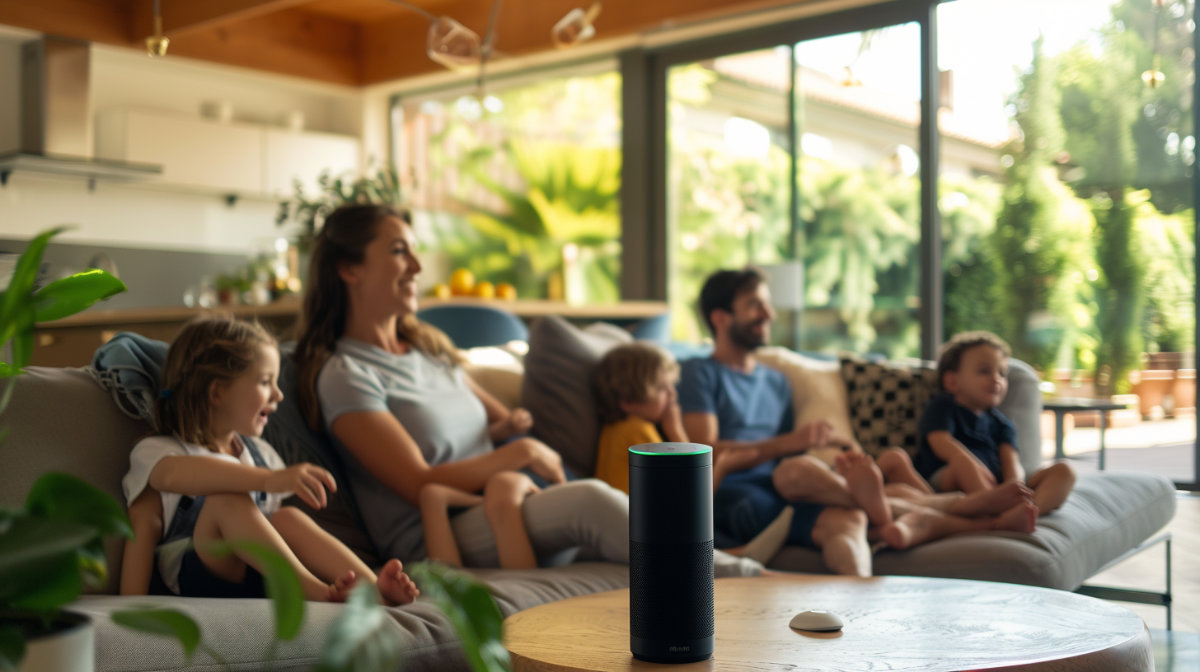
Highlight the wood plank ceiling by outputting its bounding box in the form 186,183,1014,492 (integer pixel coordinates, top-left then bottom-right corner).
0,0,841,86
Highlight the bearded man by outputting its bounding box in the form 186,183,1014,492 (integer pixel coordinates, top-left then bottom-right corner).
678,268,1030,577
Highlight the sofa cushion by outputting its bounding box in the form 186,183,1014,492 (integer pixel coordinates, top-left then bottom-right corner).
522,316,632,477
840,354,939,457
73,562,630,672
757,347,853,460
770,472,1177,591
2,366,153,595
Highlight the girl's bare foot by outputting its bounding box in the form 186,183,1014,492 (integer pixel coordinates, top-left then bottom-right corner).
992,501,1038,534
328,570,357,602
950,481,1034,518
377,558,420,606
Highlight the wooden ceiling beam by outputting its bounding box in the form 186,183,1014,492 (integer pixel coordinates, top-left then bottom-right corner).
128,0,312,39
361,0,821,84
165,8,361,85
0,0,131,44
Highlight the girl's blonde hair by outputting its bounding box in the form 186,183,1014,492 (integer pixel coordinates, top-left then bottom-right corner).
293,204,463,430
592,342,678,424
157,315,276,450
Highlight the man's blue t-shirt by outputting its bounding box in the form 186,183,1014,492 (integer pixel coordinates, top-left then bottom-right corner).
677,357,794,442
914,392,1018,482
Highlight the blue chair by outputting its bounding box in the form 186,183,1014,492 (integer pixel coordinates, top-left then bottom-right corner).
417,303,529,349
629,313,671,345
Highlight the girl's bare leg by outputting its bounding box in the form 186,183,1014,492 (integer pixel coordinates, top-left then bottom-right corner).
484,472,539,569
419,483,483,567
192,494,334,602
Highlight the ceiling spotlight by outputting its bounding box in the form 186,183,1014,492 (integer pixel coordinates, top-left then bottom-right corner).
552,2,601,49
145,0,169,57
427,16,482,71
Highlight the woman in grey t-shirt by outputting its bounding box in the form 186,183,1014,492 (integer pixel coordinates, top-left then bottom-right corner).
292,204,631,567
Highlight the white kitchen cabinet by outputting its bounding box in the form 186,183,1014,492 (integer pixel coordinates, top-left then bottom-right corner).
96,110,264,193
95,109,360,197
263,128,360,198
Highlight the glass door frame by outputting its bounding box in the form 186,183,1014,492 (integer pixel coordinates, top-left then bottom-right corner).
616,0,1200,490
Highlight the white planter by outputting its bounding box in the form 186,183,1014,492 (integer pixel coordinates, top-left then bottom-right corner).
15,611,94,672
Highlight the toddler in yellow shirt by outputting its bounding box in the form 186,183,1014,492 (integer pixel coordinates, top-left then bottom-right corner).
592,342,687,493
592,342,792,564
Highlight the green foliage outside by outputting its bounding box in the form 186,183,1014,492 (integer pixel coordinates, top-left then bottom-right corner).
420,73,622,303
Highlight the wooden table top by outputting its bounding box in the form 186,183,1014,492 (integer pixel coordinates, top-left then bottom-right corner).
504,574,1152,672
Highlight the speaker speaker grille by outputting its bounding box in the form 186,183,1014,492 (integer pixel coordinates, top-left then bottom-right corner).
630,539,714,641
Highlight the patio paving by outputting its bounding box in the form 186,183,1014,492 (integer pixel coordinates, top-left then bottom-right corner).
1043,414,1197,483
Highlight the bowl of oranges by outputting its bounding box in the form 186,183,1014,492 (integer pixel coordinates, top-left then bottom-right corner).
431,268,517,301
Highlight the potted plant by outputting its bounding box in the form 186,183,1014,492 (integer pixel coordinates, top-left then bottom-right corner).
0,227,129,672
275,166,405,254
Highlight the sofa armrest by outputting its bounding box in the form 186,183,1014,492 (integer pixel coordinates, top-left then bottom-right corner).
998,359,1044,474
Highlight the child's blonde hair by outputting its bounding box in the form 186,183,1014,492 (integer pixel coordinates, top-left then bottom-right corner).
936,330,1011,391
157,315,277,450
592,342,678,424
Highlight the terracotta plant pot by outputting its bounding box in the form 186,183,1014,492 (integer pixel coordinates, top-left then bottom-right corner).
1131,369,1175,419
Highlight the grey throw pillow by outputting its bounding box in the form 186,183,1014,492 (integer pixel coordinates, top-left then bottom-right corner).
523,316,632,477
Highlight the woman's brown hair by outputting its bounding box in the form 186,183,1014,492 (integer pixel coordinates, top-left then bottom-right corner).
157,315,276,450
293,203,463,430
592,342,678,425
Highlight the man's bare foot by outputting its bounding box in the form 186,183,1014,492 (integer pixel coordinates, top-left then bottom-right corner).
377,558,420,606
949,481,1034,518
992,501,1038,534
877,510,940,550
328,570,357,602
835,452,892,527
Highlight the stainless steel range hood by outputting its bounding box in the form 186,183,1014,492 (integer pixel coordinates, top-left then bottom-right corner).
0,36,161,184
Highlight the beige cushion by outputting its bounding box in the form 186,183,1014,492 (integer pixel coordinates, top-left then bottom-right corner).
521,316,632,477
463,346,526,410
757,347,853,465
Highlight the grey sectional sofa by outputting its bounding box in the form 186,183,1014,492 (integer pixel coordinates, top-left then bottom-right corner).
1,338,1177,671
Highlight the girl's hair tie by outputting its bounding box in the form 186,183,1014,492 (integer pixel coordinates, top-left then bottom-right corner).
160,388,173,400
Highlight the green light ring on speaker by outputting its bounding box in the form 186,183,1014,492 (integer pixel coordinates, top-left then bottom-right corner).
628,442,712,456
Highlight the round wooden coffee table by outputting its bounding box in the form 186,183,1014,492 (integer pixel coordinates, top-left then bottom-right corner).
504,574,1152,671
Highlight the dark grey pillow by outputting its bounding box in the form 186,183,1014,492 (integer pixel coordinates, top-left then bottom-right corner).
523,316,632,477
266,348,380,567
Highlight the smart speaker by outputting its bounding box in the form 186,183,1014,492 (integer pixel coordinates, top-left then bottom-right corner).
629,442,714,663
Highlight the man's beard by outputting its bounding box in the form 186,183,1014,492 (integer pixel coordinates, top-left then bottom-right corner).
729,318,769,350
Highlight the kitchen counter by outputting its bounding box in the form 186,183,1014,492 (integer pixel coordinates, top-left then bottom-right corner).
31,297,669,367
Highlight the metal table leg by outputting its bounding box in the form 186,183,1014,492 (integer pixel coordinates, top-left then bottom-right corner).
1054,410,1067,460
1098,409,1108,471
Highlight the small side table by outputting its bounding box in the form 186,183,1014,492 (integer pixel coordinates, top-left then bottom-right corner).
1043,397,1129,470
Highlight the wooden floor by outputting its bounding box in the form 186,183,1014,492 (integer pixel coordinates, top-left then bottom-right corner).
1086,492,1200,670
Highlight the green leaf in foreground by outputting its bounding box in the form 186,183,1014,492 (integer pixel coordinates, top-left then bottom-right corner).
409,562,509,672
111,608,201,659
24,472,133,541
0,515,92,610
32,270,126,323
0,623,25,672
316,582,403,672
212,541,305,641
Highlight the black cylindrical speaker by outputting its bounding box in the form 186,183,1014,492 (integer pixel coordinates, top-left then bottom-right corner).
629,442,714,663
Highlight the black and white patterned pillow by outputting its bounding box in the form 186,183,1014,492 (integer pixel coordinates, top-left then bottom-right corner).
839,353,939,457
